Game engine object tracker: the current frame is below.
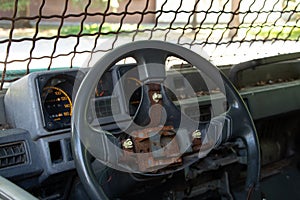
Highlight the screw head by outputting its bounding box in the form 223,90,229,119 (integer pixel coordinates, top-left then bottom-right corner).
192,130,202,139
152,92,162,103
123,139,133,149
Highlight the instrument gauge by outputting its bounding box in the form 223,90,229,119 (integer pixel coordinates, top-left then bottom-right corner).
95,72,113,97
118,65,142,117
40,74,75,131
42,86,72,130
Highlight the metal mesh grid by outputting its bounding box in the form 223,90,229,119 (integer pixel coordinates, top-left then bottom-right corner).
0,0,299,89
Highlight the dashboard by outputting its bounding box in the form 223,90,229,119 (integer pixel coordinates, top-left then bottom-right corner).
36,64,145,133
1,64,217,184
1,58,300,197
35,64,216,134
5,58,300,187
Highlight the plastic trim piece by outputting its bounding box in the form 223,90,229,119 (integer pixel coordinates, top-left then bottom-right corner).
229,52,300,87
0,175,38,200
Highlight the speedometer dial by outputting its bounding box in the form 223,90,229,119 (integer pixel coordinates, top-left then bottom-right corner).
42,86,72,130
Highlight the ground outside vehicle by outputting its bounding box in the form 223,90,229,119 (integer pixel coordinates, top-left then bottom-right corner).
0,0,300,199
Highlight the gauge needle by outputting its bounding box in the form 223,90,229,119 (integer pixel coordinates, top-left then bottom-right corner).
99,91,105,97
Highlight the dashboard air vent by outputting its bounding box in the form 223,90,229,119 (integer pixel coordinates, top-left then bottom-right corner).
0,141,27,169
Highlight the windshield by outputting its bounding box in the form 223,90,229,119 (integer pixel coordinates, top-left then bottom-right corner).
0,0,299,89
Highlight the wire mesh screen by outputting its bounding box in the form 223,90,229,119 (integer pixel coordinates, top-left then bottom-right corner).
0,0,299,89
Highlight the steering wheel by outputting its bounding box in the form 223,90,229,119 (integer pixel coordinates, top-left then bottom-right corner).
72,40,260,199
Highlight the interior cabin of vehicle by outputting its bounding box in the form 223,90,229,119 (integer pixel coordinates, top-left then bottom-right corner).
0,0,300,199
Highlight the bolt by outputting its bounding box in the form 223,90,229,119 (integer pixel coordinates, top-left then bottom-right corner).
123,139,133,149
152,92,162,103
192,130,202,139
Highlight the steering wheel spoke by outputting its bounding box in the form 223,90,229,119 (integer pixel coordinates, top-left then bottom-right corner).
133,49,169,84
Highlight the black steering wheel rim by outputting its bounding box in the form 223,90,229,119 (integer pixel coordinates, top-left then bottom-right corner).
71,40,260,200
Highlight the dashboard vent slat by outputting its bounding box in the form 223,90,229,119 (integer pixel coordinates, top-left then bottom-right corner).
0,141,27,169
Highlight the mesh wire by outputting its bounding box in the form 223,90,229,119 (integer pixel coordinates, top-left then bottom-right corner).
0,0,300,89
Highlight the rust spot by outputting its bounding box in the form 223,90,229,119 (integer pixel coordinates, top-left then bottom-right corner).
119,83,204,172
120,127,205,172
192,138,202,151
132,126,182,171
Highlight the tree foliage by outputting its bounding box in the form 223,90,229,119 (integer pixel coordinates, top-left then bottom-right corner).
71,0,121,12
0,0,29,11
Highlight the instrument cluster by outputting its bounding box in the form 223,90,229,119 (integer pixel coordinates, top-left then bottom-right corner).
38,64,141,131
38,73,76,131
37,64,214,132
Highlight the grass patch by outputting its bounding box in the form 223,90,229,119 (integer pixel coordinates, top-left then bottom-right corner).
1,23,299,41
248,26,300,40
60,23,147,36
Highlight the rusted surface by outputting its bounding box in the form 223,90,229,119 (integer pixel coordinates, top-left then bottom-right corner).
131,126,174,138
132,126,175,152
120,125,205,172
132,125,182,172
120,83,204,172
136,153,182,172
192,138,202,151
